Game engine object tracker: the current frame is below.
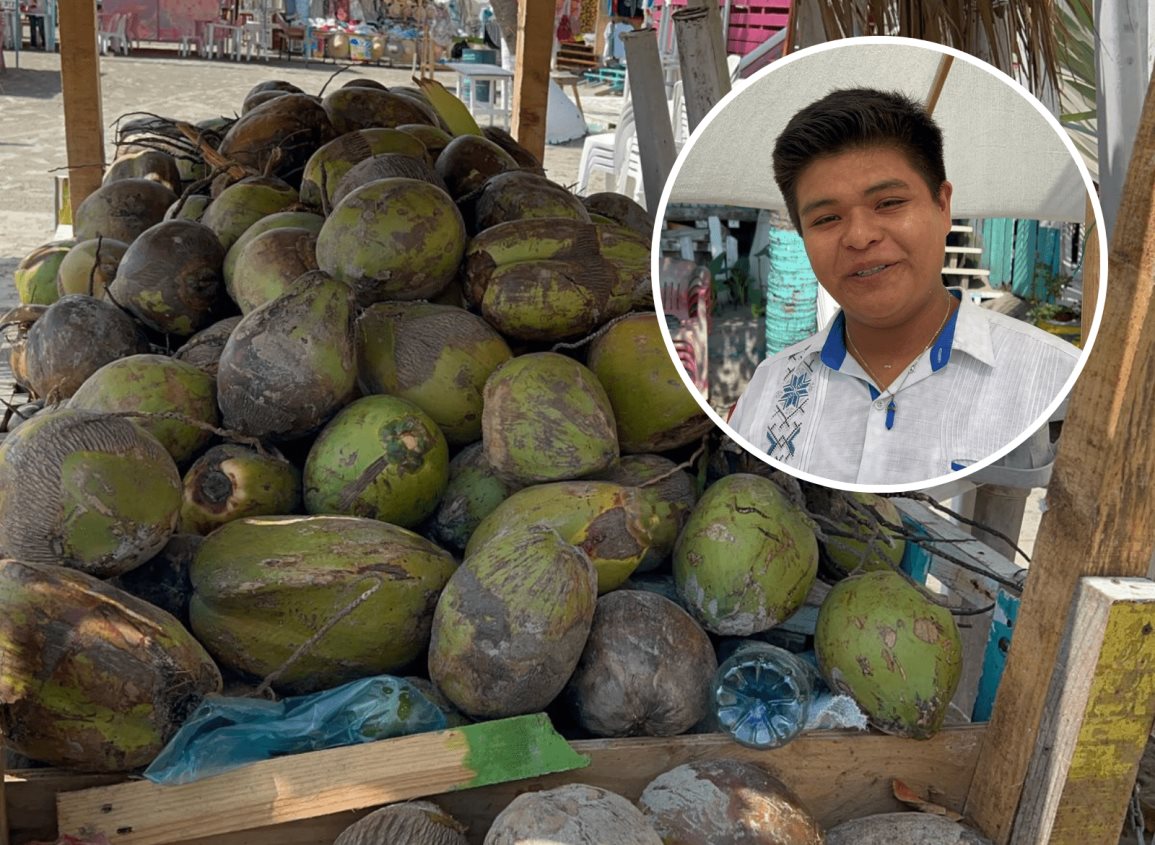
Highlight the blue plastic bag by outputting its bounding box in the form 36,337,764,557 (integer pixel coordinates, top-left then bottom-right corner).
144,675,448,785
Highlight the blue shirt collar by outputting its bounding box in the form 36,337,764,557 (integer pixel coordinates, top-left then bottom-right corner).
821,289,963,373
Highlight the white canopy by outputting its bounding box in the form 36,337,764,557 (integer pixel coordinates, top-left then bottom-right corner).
665,39,1090,222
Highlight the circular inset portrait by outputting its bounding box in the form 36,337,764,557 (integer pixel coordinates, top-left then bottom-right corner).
655,37,1104,492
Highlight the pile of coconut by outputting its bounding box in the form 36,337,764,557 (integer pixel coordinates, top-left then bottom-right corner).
0,76,980,844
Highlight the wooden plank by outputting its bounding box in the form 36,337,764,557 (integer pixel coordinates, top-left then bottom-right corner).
510,0,553,163
1012,577,1155,844
673,4,730,134
55,715,588,845
20,727,986,845
686,0,730,98
58,0,105,219
5,771,124,845
966,71,1155,843
621,31,678,211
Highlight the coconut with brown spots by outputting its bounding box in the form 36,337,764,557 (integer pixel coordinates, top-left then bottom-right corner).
425,441,522,554
330,153,448,208
826,813,991,844
465,481,661,594
565,590,717,736
673,473,818,636
223,210,324,285
200,177,300,252
173,316,241,377
806,491,906,579
74,178,178,245
179,444,302,536
322,86,439,135
227,228,319,314
397,123,454,163
815,570,963,740
484,784,661,845
428,527,597,719
217,93,336,189
481,352,619,485
472,170,590,232
0,559,222,772
14,240,73,305
111,533,201,627
55,237,129,299
356,301,512,447
582,192,654,241
334,801,469,845
434,134,518,200
104,149,183,194
481,125,541,169
189,515,457,694
299,128,430,209
637,759,825,844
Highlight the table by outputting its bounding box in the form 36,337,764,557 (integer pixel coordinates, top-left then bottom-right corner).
204,20,242,59
445,61,514,129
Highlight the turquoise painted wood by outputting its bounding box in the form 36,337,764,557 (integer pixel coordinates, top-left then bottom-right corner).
764,228,818,355
899,514,933,584
981,218,1015,287
1011,220,1039,299
971,589,1021,722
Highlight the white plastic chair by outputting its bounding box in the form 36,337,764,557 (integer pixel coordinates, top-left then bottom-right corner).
576,77,633,197
97,12,129,55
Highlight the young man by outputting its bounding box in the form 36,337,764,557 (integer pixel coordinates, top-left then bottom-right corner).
728,88,1081,486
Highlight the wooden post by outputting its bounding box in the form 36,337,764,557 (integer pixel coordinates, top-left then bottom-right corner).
511,0,553,163
672,5,729,133
58,0,105,220
1,730,8,845
966,71,1155,843
621,30,677,212
687,0,729,91
594,0,607,62
1012,577,1155,843
1082,194,1101,347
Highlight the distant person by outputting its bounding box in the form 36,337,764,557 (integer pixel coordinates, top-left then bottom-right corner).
727,88,1080,486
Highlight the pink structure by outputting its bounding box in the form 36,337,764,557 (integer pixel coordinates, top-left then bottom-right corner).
652,0,790,57
102,0,221,43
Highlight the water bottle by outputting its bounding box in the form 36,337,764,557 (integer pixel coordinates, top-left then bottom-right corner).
711,641,817,749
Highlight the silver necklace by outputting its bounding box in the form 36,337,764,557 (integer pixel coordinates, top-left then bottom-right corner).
844,297,953,431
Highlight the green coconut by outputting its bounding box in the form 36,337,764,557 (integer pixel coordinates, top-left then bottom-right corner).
815,570,963,740
74,178,178,244
22,294,150,402
299,128,430,209
216,274,357,441
673,473,818,636
14,241,73,305
466,481,662,594
173,316,241,377
473,170,590,232
356,302,511,446
0,559,221,772
189,515,457,694
428,527,597,719
55,237,129,299
165,194,212,223
200,176,300,252
303,395,449,529
0,408,182,577
315,177,466,305
480,257,616,342
223,210,325,284
104,149,183,194
217,93,336,189
434,134,518,200
322,86,438,136
330,153,448,209
482,352,619,484
68,354,219,465
425,442,522,554
397,123,453,162
581,192,654,241
819,492,907,578
593,454,698,573
227,228,320,314
109,219,227,337
179,444,302,535
587,312,713,453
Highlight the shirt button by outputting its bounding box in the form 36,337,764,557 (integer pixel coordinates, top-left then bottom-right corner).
874,400,885,410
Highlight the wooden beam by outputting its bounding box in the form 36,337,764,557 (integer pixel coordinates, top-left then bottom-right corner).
673,5,730,134
593,0,607,62
621,31,678,211
966,70,1155,843
1082,194,1101,347
686,0,730,96
55,715,587,845
1013,578,1155,844
22,727,985,845
58,0,105,219
510,0,554,163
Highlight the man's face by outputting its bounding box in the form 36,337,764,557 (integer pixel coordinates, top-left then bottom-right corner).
794,145,953,329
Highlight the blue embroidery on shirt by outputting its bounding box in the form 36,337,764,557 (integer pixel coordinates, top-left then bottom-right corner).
781,372,810,407
765,355,813,463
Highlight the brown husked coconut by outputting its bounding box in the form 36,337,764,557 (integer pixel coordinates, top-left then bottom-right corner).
331,153,448,208
23,294,149,402
217,93,336,189
482,126,542,169
0,559,222,773
111,533,201,627
341,78,389,90
104,149,183,194
74,178,178,244
322,86,438,135
473,170,590,232
0,408,182,577
485,784,662,845
299,128,430,209
109,219,227,337
565,590,717,737
55,237,129,299
826,813,991,844
173,316,241,377
334,802,469,845
165,193,211,223
435,135,518,200
397,123,453,162
582,192,654,241
1,304,47,393
638,759,825,845
247,79,305,97
242,88,290,114
227,228,319,314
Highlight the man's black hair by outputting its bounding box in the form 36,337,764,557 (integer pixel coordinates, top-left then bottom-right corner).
772,88,947,231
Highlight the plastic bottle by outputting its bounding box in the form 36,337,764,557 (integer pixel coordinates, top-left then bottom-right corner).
711,640,817,749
